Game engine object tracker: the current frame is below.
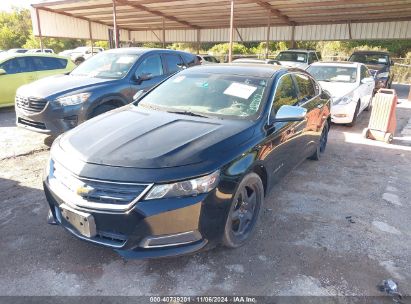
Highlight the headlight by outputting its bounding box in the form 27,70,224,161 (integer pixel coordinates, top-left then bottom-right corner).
56,93,90,106
145,170,220,200
376,72,389,78
333,96,353,105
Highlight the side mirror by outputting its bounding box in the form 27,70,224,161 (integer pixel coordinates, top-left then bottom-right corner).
390,60,395,66
133,89,147,101
361,77,375,84
0,68,6,75
135,72,153,85
273,105,307,123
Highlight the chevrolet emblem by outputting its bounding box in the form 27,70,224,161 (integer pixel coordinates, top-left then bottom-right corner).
76,185,95,196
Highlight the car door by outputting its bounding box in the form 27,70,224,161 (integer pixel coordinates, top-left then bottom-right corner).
261,74,303,183
294,73,328,156
293,73,323,158
359,65,373,110
0,57,37,106
129,53,166,101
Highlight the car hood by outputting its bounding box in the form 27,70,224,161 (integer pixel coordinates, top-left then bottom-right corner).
278,61,307,68
58,106,256,169
16,74,116,98
318,81,357,99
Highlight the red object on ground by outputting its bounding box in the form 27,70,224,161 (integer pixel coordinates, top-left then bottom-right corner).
363,88,397,144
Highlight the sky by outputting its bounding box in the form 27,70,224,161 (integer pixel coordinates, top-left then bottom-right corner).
0,0,32,11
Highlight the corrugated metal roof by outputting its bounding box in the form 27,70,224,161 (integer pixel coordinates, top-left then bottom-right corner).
31,0,411,42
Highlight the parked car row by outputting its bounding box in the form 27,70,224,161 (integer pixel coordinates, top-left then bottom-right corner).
0,45,392,259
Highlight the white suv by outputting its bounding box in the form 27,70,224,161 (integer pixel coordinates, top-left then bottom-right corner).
275,49,321,69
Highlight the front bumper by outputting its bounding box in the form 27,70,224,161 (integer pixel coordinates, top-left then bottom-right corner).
331,102,357,124
15,100,86,136
43,176,229,259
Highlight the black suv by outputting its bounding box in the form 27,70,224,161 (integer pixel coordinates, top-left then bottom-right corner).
348,51,394,90
15,48,199,136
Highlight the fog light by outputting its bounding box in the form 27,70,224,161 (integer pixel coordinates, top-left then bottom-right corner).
140,231,202,248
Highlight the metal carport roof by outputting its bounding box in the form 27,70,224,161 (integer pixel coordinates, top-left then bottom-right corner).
30,0,411,60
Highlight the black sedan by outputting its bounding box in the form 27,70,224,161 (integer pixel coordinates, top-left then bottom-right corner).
43,64,331,259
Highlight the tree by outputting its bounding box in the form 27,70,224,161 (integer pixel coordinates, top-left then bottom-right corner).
0,8,31,50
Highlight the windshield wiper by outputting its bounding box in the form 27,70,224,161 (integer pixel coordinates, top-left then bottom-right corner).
167,110,208,118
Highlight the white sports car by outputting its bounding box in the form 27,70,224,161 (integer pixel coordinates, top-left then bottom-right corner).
307,62,375,126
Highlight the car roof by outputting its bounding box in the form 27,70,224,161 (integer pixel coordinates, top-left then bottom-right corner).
279,49,315,53
105,47,192,56
351,50,389,55
183,63,292,78
310,61,360,67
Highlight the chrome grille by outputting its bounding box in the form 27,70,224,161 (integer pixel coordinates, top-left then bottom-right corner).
50,161,152,211
16,95,48,113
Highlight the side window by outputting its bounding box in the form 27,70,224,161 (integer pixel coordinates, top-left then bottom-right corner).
316,52,322,61
135,54,163,78
273,74,299,113
0,59,15,74
360,65,368,80
33,57,67,71
1,57,35,74
164,54,185,74
294,73,316,103
181,53,198,67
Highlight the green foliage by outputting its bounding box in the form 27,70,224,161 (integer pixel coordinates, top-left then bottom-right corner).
93,40,109,49
209,42,248,55
0,8,31,49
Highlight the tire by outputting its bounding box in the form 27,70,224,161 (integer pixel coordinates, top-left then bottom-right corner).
384,133,393,144
90,104,117,118
309,121,329,161
222,173,264,248
43,135,56,147
347,101,360,127
362,128,370,139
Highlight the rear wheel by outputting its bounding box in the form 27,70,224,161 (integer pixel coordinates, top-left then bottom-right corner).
309,121,329,161
90,104,117,118
347,101,360,127
223,173,264,248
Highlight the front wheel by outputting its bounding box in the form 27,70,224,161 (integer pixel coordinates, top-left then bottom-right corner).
223,173,264,248
90,104,117,118
347,101,360,127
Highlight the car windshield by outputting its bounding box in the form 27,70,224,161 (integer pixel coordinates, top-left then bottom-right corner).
138,73,268,119
276,52,307,62
349,53,389,65
307,66,357,83
70,52,138,79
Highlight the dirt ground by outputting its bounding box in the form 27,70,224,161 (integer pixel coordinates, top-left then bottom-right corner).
0,84,410,298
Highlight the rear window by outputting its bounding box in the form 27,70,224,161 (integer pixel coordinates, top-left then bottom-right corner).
349,53,389,65
276,52,307,63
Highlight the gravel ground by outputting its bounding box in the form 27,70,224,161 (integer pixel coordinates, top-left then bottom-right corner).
0,84,410,298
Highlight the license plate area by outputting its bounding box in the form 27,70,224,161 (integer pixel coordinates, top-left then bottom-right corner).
60,204,97,238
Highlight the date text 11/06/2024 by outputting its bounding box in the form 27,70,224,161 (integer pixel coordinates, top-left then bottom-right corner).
149,296,257,303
